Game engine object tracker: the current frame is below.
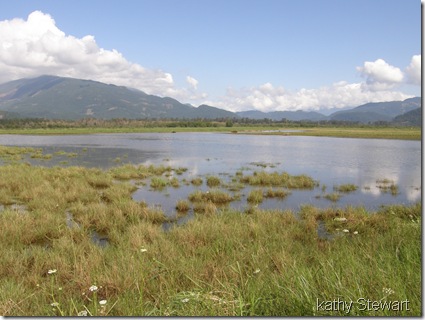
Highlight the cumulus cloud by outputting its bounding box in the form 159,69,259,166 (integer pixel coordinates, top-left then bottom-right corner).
186,76,198,90
356,58,404,91
0,10,206,100
205,81,412,112
0,11,419,112
405,54,421,85
203,56,420,112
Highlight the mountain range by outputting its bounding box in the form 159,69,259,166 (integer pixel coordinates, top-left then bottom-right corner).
0,75,421,124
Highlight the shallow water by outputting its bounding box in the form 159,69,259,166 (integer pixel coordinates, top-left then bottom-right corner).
0,132,421,217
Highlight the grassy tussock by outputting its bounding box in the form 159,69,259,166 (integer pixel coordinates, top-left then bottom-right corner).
240,171,317,189
206,176,221,187
0,161,420,316
247,189,264,204
188,189,234,205
334,183,358,193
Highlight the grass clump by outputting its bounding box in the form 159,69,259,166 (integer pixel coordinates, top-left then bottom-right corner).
150,177,169,190
247,189,263,204
0,146,38,162
176,200,190,213
334,183,358,193
206,176,221,187
188,189,233,205
264,188,290,199
240,171,316,189
323,193,342,202
190,177,203,186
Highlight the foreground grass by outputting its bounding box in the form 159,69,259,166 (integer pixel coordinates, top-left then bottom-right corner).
0,125,420,140
0,160,421,316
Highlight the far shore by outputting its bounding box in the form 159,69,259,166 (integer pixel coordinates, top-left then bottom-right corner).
0,125,420,140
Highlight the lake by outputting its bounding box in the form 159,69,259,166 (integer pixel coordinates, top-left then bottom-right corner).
0,132,421,220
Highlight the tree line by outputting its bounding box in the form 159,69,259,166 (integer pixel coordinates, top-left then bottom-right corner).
0,116,416,129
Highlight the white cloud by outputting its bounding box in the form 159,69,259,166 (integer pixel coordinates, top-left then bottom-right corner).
0,10,207,101
0,11,419,113
204,80,413,112
356,58,404,91
405,54,421,85
202,57,419,112
186,76,198,90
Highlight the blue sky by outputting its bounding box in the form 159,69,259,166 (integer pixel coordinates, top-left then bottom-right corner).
0,0,421,112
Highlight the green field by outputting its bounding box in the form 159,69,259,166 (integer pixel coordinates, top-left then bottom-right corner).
0,146,421,316
0,125,420,140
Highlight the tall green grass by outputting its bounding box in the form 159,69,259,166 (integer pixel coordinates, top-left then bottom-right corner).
0,154,420,316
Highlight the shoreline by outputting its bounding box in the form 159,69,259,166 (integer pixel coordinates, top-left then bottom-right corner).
0,125,420,140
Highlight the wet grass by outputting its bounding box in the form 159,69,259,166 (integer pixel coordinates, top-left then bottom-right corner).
175,200,190,214
206,176,221,187
0,146,420,316
247,189,264,204
188,189,234,205
190,177,203,186
323,193,342,202
334,183,358,193
239,171,317,189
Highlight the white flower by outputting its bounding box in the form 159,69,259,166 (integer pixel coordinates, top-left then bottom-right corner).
382,287,395,295
47,269,57,275
89,285,98,292
99,300,107,305
51,302,59,307
342,229,349,233
181,298,189,303
353,231,359,235
253,268,261,274
77,310,88,316
140,248,148,253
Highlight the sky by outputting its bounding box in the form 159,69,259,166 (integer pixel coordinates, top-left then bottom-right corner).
0,0,421,112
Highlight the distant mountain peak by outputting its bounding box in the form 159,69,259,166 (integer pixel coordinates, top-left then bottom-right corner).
0,75,235,120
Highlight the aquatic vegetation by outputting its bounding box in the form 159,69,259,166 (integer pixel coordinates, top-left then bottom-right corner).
264,188,290,199
249,161,279,168
188,189,233,205
169,177,180,188
176,199,190,213
334,183,358,193
150,177,169,190
206,176,221,187
190,177,203,186
239,171,316,189
193,201,217,215
0,146,38,162
175,167,188,175
376,179,399,195
323,193,342,202
247,189,264,204
0,148,420,316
